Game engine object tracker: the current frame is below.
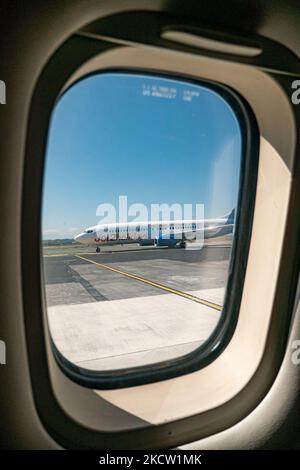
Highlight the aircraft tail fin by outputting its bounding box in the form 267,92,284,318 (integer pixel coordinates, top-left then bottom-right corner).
225,208,235,225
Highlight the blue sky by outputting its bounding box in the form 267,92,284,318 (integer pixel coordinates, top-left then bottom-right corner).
42,73,241,239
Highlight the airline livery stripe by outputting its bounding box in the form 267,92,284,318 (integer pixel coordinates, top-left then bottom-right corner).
76,255,222,311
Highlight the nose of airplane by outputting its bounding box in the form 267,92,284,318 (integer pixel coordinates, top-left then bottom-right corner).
74,233,84,243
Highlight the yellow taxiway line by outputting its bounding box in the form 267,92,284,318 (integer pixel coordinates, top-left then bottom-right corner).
76,254,222,312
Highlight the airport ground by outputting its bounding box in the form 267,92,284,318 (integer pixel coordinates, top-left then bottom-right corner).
43,236,232,371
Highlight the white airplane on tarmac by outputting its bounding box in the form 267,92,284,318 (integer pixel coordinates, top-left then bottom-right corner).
74,209,235,252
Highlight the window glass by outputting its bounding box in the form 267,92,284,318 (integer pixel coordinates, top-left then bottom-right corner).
42,72,241,375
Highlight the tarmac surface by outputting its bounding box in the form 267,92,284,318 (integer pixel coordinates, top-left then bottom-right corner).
43,243,231,371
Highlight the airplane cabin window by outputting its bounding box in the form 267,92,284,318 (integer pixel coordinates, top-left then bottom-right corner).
41,71,248,388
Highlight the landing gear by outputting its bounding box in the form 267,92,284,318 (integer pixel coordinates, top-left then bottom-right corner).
179,240,186,249
96,246,100,253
